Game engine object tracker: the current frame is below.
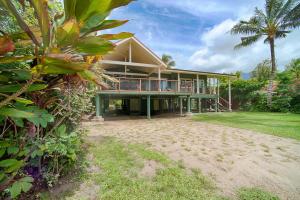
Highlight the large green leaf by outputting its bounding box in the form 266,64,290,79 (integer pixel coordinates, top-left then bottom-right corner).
0,159,20,168
99,32,134,40
9,176,33,199
77,70,99,84
64,0,77,21
16,105,54,128
31,64,77,75
0,108,34,118
75,0,133,23
43,57,89,71
89,20,129,33
0,75,9,82
0,56,34,64
0,84,47,93
30,0,50,47
79,12,109,35
56,19,80,47
74,36,115,55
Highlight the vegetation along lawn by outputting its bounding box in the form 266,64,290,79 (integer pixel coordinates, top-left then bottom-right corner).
42,138,279,200
193,112,300,141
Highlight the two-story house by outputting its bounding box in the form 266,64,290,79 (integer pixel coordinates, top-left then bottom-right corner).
95,37,235,119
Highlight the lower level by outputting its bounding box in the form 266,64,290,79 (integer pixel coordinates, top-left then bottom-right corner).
95,92,224,119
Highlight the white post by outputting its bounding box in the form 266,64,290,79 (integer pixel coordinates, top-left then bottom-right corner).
177,73,181,92
228,78,232,112
196,74,199,94
217,78,220,104
158,67,161,92
129,41,132,62
148,79,151,91
180,97,183,116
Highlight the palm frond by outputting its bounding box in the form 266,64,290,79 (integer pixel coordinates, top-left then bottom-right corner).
276,0,297,20
231,17,262,35
234,34,262,49
282,2,300,25
265,0,284,19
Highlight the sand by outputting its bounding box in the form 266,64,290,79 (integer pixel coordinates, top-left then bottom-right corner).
86,116,300,200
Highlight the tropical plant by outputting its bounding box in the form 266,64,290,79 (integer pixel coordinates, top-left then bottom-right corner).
162,54,176,69
286,58,300,80
231,0,300,105
0,0,134,198
251,59,272,82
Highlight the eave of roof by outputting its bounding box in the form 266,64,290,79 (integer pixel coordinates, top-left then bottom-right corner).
166,68,236,77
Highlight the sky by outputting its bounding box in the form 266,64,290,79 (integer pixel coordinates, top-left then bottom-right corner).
106,0,300,73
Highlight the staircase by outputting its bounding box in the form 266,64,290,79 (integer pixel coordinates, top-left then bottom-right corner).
217,97,230,112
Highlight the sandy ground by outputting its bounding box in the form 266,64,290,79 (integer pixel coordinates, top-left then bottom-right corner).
86,116,300,200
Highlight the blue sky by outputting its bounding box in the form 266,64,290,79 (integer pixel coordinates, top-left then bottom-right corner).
107,0,300,73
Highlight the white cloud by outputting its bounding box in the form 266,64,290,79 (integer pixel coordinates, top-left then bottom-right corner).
188,19,300,73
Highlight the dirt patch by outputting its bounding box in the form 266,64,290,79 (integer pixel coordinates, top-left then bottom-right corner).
139,160,163,178
86,116,300,200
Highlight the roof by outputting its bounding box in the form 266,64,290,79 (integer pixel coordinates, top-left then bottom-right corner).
109,37,236,78
114,37,167,68
166,68,236,77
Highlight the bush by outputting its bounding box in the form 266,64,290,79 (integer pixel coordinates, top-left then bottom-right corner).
290,95,300,113
269,95,292,112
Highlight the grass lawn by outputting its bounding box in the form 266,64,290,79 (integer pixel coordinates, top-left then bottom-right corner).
42,138,280,200
193,112,300,141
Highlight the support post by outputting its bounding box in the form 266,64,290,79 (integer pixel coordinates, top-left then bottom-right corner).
228,78,232,112
147,95,151,119
129,41,132,62
158,67,161,92
93,94,104,123
215,98,218,112
198,98,202,113
95,94,100,117
197,74,199,94
177,73,181,92
180,97,183,116
217,78,220,104
148,79,151,91
187,96,192,115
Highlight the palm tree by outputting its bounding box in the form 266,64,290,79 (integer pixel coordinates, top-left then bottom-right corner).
162,54,176,69
286,58,300,80
251,59,272,82
231,0,300,105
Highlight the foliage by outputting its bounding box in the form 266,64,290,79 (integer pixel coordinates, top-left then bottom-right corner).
286,58,300,80
251,59,272,82
41,125,83,187
0,0,134,198
162,54,176,69
220,79,264,110
231,0,300,105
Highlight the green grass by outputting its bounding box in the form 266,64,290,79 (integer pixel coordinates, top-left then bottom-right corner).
89,139,225,200
42,138,280,200
238,188,280,200
193,112,300,141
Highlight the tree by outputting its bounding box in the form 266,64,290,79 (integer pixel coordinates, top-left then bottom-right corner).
0,0,134,198
251,59,272,82
231,0,300,105
235,71,242,79
286,58,300,80
162,54,176,69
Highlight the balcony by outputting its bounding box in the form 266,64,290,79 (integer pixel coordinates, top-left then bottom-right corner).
103,78,217,95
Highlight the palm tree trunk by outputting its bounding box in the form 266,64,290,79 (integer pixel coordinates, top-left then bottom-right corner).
267,37,276,106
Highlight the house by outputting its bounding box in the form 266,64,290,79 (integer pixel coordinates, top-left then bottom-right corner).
95,37,235,119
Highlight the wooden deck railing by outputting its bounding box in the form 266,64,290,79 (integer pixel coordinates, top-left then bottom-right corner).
104,77,217,94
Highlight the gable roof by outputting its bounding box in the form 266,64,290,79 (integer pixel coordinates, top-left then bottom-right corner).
103,36,167,68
